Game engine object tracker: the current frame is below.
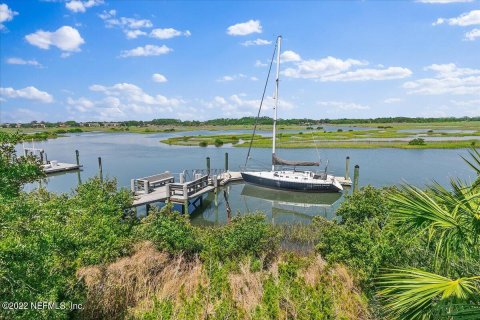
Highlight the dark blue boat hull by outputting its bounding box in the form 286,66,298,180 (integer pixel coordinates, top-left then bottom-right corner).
241,172,342,193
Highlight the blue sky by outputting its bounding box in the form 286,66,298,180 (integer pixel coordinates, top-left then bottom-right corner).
0,0,479,122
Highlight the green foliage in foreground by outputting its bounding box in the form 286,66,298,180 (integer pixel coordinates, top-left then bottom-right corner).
0,132,45,199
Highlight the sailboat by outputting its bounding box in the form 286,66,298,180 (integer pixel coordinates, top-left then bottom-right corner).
241,36,343,193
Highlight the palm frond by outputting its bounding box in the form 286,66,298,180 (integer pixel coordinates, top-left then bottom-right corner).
461,147,480,188
378,268,480,320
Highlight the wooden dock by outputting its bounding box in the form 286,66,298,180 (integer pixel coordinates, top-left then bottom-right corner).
132,174,215,208
43,161,82,174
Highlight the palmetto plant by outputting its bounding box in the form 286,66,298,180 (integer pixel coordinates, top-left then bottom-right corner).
378,147,480,319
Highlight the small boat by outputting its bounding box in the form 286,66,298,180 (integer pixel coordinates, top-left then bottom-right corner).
241,36,343,193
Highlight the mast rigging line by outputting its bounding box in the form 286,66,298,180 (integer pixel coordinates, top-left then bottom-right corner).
244,36,279,168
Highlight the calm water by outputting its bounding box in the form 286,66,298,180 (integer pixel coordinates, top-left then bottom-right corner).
21,132,475,224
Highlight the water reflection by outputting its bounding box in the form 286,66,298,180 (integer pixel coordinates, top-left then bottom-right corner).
189,183,343,226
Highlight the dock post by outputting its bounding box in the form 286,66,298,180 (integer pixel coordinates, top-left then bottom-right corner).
165,184,170,202
353,165,360,193
206,157,211,176
345,156,350,180
39,150,44,163
131,179,135,194
75,150,80,166
98,157,103,182
225,152,229,171
182,184,188,214
179,172,185,184
145,180,150,194
45,153,48,163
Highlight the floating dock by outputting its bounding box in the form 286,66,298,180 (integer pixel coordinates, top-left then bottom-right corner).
43,161,82,174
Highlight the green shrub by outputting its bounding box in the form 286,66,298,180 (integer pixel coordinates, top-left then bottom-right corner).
135,205,202,255
408,138,426,145
214,138,224,147
203,214,280,263
199,141,208,147
337,129,343,132
55,129,67,134
67,128,83,133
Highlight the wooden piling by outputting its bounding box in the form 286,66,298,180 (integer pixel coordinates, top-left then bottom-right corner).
98,157,103,182
345,156,350,180
225,152,229,171
40,151,44,163
179,172,185,184
75,150,80,166
353,165,360,193
206,157,210,176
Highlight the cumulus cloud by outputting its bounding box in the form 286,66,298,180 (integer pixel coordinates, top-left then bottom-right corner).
6,57,42,67
227,19,262,36
281,53,411,82
280,50,301,62
317,101,370,111
241,38,271,46
433,10,480,26
66,83,184,120
203,93,294,117
125,29,147,39
65,0,103,13
255,60,268,67
25,26,85,53
120,44,172,58
0,86,53,103
216,74,257,82
0,3,18,30
465,28,480,41
100,10,152,29
150,28,191,39
152,73,167,83
402,63,480,95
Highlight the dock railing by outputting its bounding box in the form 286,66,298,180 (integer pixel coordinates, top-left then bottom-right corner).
131,172,174,195
168,175,209,200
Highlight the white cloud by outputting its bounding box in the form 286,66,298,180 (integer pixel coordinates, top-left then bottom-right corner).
125,29,147,39
384,98,402,104
281,50,301,62
281,54,410,82
216,74,249,82
0,3,18,30
25,26,85,53
66,82,184,120
450,99,480,106
150,28,191,39
227,19,262,36
324,67,412,81
465,28,480,41
317,101,370,111
99,10,153,36
250,76,258,81
203,93,295,117
120,44,172,58
152,73,168,83
417,0,473,3
65,0,103,13
0,86,53,103
6,57,42,67
434,10,480,26
403,63,480,95
89,82,182,107
255,60,268,67
241,38,272,46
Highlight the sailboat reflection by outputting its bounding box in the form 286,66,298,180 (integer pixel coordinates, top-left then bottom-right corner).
240,184,343,224
190,183,343,226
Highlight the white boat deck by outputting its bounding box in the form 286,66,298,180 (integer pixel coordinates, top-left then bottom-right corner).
43,162,82,174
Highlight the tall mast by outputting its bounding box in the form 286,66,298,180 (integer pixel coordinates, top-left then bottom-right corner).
272,35,281,171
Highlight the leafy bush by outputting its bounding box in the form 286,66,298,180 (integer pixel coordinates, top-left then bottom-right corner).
199,141,208,147
203,214,280,263
408,138,426,145
67,128,83,133
337,129,343,132
214,138,224,147
135,205,202,255
55,129,67,134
